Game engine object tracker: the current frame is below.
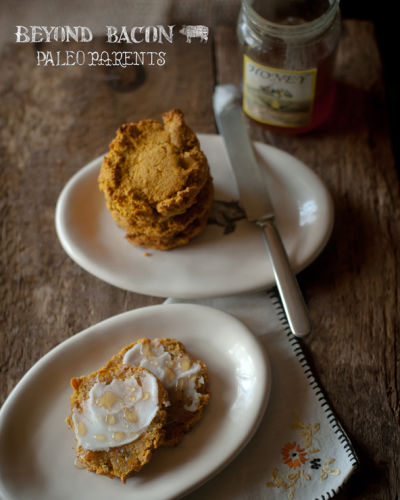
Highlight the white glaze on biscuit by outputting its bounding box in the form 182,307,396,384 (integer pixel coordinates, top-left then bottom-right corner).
72,371,159,451
122,339,203,412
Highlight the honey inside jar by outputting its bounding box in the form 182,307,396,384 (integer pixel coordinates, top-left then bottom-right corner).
238,0,341,134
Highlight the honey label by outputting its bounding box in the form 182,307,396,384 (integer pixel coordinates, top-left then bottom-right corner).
243,55,317,127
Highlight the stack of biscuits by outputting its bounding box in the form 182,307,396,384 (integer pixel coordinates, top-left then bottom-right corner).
98,109,213,250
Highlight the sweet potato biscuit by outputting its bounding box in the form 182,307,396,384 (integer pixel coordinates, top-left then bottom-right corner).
122,175,213,249
98,109,213,250
106,338,210,446
125,213,210,251
110,174,213,236
99,109,210,220
66,364,168,482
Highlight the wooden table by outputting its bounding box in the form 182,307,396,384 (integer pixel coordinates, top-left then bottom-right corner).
1,3,399,498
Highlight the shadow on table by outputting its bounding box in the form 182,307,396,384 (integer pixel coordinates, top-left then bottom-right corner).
298,339,389,500
317,80,389,138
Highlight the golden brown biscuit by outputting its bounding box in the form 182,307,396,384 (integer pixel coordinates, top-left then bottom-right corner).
110,174,212,236
121,175,213,250
106,338,210,446
98,109,210,220
66,364,168,482
125,213,210,250
98,109,213,250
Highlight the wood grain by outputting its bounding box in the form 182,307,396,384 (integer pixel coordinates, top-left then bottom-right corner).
0,8,399,499
0,34,215,398
214,20,400,500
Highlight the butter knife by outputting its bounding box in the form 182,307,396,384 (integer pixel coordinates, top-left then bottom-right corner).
213,84,311,337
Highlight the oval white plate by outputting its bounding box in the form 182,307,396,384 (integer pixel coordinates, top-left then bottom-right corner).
55,134,333,298
0,303,270,500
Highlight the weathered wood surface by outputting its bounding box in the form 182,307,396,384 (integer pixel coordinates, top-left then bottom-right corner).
1,5,399,498
254,21,400,500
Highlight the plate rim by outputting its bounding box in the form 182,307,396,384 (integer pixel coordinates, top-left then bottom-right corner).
55,133,334,298
0,302,271,500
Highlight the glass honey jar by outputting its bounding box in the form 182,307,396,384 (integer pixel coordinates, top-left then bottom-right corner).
237,0,341,133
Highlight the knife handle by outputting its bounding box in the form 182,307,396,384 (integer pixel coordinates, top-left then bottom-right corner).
259,219,311,337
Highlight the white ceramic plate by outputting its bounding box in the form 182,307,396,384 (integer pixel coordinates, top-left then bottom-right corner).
0,303,270,500
55,134,333,298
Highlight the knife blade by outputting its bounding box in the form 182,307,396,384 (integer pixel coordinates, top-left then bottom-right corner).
213,84,311,337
